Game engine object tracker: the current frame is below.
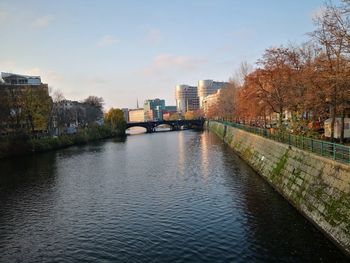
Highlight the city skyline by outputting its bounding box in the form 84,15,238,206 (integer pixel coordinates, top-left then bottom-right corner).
0,0,341,109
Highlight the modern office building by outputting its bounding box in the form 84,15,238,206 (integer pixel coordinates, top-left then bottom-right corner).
0,72,49,95
165,106,177,112
1,72,43,86
162,106,178,120
128,108,145,122
175,84,199,113
198,80,228,108
202,89,222,115
144,98,165,121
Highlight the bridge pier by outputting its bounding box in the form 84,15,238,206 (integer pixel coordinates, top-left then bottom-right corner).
146,127,154,133
172,125,179,131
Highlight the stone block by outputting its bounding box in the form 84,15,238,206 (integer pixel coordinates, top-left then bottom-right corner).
209,122,350,255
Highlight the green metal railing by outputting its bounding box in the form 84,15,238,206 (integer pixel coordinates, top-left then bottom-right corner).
217,121,350,165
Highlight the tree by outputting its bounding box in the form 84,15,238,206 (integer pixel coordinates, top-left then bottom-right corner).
231,61,253,86
184,111,195,120
104,108,126,134
84,96,104,109
236,71,272,126
83,96,104,126
216,82,237,121
21,87,52,133
0,89,10,133
52,89,65,103
168,112,182,120
310,1,350,142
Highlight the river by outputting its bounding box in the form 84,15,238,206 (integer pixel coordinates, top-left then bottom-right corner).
0,130,347,262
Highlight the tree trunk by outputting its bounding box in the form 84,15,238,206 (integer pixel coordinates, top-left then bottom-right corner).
330,104,336,142
278,107,283,129
340,109,345,143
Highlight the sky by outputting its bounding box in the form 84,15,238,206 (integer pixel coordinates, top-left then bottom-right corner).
0,0,341,110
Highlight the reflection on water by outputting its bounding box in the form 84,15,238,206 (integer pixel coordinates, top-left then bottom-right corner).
126,126,147,134
0,131,347,262
126,126,172,135
199,131,210,179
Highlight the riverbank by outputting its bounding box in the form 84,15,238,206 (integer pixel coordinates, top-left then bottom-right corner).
207,121,350,257
0,126,125,159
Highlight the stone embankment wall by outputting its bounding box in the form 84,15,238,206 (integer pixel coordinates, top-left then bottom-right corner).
208,121,350,256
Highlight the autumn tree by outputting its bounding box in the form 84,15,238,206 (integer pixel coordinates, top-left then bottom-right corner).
104,108,126,134
255,47,300,128
21,87,52,133
184,111,195,120
0,85,52,135
0,87,10,133
168,112,182,120
206,103,219,120
216,82,237,121
236,71,273,126
310,0,350,142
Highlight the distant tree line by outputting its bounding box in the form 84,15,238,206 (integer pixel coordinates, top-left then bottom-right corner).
0,85,127,138
50,94,105,135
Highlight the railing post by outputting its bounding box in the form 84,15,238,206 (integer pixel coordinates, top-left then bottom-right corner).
333,143,336,160
321,141,323,156
311,139,313,152
302,136,304,149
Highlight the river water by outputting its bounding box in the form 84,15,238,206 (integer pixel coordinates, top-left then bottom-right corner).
0,130,347,262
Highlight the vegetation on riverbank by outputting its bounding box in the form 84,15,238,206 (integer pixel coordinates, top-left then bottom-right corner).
0,125,125,159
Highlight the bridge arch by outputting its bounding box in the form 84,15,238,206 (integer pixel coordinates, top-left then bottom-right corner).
125,119,204,133
153,123,175,131
125,126,148,134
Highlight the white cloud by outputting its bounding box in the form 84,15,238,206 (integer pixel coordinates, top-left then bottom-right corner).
147,29,162,44
97,35,119,47
143,54,205,76
32,15,55,28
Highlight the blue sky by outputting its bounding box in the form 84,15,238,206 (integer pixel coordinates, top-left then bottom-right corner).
0,0,339,109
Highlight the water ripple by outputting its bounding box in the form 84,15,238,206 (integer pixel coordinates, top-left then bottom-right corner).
0,131,347,262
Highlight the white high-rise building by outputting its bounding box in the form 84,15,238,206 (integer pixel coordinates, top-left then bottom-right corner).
175,85,199,113
198,80,228,108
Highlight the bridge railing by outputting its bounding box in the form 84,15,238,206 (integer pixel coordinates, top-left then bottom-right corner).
217,121,350,165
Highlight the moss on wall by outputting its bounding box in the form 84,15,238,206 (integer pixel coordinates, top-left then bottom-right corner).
271,150,289,184
207,121,350,256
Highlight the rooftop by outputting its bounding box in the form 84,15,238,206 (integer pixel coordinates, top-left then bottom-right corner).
1,72,42,85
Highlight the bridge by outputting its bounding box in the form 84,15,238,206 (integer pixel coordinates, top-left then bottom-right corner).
126,119,205,133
